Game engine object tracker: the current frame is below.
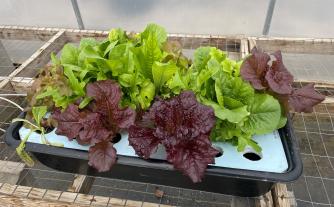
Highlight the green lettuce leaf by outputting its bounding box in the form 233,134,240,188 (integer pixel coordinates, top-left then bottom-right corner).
201,98,249,123
140,23,167,46
61,44,79,65
152,61,177,91
242,94,281,135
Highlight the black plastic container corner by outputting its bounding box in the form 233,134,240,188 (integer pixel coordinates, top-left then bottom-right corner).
5,113,302,197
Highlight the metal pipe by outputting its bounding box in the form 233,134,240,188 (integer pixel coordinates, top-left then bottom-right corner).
70,0,85,30
262,0,277,35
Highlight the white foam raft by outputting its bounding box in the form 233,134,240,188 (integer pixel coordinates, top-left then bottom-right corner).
19,127,288,173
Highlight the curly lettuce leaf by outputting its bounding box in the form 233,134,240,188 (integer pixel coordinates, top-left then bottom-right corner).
29,65,75,109
61,44,79,65
128,125,159,159
218,74,255,107
129,91,218,183
167,136,218,183
86,80,136,130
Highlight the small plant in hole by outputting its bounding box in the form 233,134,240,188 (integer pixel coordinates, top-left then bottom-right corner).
12,106,63,166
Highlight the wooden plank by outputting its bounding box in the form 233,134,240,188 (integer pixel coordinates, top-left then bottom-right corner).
255,191,274,207
249,37,334,54
64,30,240,42
0,30,66,88
43,190,62,201
125,200,143,207
142,202,160,207
108,197,126,207
9,77,33,94
0,183,176,207
272,183,292,207
248,38,257,51
74,193,94,205
28,188,46,199
241,38,249,58
0,26,57,41
90,195,109,207
0,183,17,195
13,186,32,198
0,195,89,207
68,175,95,194
59,192,78,203
295,79,334,88
64,30,107,42
4,25,241,43
323,97,334,104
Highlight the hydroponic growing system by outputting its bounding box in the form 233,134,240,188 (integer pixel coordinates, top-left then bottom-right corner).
5,24,325,197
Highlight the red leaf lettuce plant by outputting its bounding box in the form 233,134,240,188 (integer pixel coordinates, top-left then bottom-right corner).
128,91,218,183
52,80,136,172
241,48,325,113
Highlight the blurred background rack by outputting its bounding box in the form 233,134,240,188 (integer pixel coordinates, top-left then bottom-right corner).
0,26,333,207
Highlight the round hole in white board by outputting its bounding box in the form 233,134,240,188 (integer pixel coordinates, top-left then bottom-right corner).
212,145,223,157
243,152,262,161
111,133,121,144
35,126,54,134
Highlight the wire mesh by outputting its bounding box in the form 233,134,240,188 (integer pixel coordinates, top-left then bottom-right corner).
288,105,334,206
169,35,241,60
0,38,46,76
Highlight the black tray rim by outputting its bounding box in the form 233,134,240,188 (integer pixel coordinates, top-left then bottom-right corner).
5,112,303,183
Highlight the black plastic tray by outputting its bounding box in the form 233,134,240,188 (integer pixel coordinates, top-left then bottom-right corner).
5,113,302,197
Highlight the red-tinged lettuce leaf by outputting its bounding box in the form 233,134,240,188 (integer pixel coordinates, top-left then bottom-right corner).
52,104,111,145
86,80,121,113
112,107,137,129
77,112,111,145
128,125,159,159
52,104,82,140
265,51,293,95
52,80,136,172
152,91,216,147
166,136,218,183
88,141,117,172
128,91,217,183
240,47,270,90
289,83,325,113
86,80,136,130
